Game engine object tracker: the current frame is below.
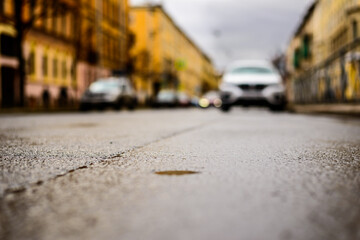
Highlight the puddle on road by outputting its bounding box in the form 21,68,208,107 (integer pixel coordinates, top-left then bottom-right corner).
155,170,199,176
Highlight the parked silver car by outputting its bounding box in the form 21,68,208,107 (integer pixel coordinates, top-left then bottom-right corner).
219,60,286,112
80,77,137,111
153,90,178,108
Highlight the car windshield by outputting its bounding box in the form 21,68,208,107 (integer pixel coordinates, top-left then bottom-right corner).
203,91,219,99
178,93,189,100
230,67,274,75
89,81,121,93
158,91,176,100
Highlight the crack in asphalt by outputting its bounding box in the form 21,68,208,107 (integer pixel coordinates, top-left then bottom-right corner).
1,121,214,198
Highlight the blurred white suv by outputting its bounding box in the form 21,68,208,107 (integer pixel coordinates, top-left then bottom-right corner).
219,60,286,112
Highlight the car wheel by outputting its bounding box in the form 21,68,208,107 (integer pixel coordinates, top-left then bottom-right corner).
220,104,231,112
97,105,105,111
127,99,137,110
114,99,123,110
269,103,285,112
79,103,90,111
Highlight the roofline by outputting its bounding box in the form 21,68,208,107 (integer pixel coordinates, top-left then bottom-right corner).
294,0,318,37
225,60,275,71
130,4,212,63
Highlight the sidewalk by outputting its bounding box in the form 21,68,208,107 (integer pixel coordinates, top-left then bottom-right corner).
0,107,79,114
288,103,360,117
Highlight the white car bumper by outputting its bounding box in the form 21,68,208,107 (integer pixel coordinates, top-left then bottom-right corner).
220,83,286,106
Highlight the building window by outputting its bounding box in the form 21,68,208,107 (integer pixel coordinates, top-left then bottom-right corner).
4,0,13,17
108,1,112,21
62,60,67,79
42,54,48,77
52,8,57,33
42,1,48,30
68,14,73,38
0,0,3,15
129,13,135,25
302,35,311,59
113,4,118,23
62,15,66,37
110,40,113,59
293,48,301,69
28,51,35,75
72,12,77,39
105,37,109,58
71,61,75,81
30,0,35,19
103,0,108,18
0,34,16,57
53,58,58,78
352,20,358,40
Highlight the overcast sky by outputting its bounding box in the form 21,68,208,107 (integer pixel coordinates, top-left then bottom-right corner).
130,0,314,70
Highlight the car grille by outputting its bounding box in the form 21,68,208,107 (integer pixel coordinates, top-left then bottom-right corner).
238,84,267,91
88,93,106,98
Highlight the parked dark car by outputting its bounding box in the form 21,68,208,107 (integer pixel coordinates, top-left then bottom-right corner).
80,77,137,111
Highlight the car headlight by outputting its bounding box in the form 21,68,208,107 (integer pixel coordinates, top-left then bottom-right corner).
104,93,118,101
213,98,222,108
268,83,285,91
199,98,210,108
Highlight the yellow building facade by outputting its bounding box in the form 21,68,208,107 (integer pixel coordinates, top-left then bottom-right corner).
0,0,79,108
287,0,360,103
77,0,128,96
129,5,217,103
0,0,129,108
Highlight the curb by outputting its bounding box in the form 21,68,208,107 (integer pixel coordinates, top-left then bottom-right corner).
287,104,360,117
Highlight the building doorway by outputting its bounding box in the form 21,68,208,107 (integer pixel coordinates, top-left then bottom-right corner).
1,67,15,108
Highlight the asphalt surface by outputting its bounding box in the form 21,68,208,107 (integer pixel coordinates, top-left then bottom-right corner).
0,108,359,240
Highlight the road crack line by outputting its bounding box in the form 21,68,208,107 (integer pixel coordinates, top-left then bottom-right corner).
1,119,218,197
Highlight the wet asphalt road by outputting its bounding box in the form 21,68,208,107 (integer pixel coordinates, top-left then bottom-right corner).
0,108,360,240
